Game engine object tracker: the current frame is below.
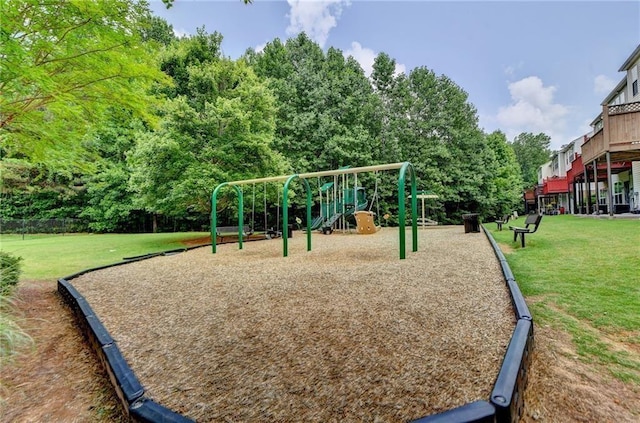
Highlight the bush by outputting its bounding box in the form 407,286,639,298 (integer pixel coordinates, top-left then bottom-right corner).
1,296,33,362
0,251,23,296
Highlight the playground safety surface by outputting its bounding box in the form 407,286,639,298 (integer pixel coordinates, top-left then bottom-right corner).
71,226,515,422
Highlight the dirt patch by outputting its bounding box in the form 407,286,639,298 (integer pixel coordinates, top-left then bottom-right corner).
0,280,125,423
523,324,639,422
497,241,515,254
180,236,212,247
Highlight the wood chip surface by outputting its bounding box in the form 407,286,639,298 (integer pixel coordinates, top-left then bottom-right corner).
72,226,515,422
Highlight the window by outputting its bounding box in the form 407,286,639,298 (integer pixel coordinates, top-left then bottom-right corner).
599,188,607,205
614,182,625,205
633,79,638,97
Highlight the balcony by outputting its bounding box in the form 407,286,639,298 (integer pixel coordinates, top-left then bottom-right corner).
542,176,568,194
581,101,640,163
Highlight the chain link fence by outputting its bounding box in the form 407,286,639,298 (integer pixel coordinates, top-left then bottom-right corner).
0,218,86,237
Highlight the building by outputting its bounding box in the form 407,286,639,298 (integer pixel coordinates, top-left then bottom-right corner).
579,43,640,215
538,134,591,215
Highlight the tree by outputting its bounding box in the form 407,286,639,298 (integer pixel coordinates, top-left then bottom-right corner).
371,52,401,161
0,158,86,220
79,108,148,232
389,67,497,222
162,0,253,8
510,132,552,187
128,33,288,228
140,15,175,46
0,0,169,166
248,33,379,173
485,131,524,215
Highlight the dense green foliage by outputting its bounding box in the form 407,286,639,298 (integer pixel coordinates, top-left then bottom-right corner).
0,0,169,168
129,30,288,223
490,216,640,383
510,132,552,188
0,251,22,295
1,2,534,231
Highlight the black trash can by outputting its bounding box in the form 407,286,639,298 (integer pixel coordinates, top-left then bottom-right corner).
462,213,480,233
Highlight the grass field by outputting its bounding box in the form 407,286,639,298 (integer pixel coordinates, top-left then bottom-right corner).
0,232,210,280
489,214,640,383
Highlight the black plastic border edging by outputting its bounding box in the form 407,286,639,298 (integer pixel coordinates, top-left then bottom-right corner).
130,398,194,423
491,319,534,422
57,250,196,423
411,400,496,423
483,225,535,423
60,233,530,423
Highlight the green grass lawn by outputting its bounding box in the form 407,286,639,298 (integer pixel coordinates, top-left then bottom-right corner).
489,215,640,383
0,232,210,280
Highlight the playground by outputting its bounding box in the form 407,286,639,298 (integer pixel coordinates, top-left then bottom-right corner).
70,226,515,422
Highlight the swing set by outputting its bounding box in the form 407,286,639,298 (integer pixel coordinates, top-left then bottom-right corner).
211,162,418,259
214,183,282,241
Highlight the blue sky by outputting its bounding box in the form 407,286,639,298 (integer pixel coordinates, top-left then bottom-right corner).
150,0,640,150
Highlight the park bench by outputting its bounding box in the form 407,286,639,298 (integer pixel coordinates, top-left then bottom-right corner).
509,214,543,248
494,214,511,231
215,225,253,239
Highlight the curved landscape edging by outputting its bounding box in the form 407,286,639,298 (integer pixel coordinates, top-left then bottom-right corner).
58,230,531,423
483,225,534,422
58,251,197,422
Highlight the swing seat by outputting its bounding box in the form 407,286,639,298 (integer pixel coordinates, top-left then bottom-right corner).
354,211,381,235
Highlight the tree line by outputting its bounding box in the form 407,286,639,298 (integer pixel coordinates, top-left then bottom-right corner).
1,1,552,233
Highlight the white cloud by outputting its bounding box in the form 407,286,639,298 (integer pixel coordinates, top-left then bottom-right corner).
344,41,406,78
286,0,351,47
496,76,569,146
394,63,406,76
254,42,267,54
593,74,617,95
344,42,376,76
173,28,189,38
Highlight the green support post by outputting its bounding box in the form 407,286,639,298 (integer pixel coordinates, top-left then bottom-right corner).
211,183,244,254
282,175,313,257
397,162,418,259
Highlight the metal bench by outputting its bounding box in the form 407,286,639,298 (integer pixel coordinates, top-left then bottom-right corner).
495,214,511,231
509,214,543,248
215,226,253,238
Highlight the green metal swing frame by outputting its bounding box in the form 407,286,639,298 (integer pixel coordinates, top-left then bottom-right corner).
211,162,418,259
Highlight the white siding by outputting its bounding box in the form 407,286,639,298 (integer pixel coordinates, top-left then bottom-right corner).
629,61,640,102
633,161,640,212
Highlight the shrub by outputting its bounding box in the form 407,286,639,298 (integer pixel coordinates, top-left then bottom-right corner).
0,296,33,362
0,251,23,296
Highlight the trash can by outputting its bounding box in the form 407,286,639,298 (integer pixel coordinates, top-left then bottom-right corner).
462,213,480,233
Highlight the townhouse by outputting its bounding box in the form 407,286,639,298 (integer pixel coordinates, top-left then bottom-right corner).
537,43,640,215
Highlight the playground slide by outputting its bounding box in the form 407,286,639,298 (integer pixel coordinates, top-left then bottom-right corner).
310,215,325,230
311,200,369,232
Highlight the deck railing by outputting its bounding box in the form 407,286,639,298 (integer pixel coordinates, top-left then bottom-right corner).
582,101,640,163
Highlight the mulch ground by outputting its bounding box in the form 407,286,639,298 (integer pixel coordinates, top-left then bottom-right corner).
70,227,515,422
